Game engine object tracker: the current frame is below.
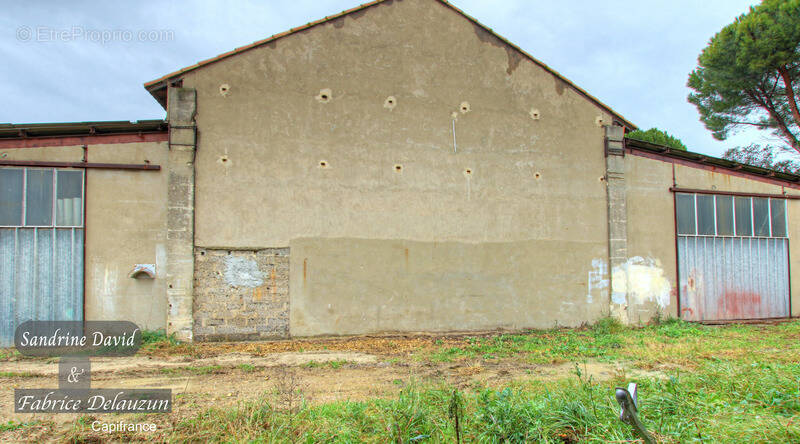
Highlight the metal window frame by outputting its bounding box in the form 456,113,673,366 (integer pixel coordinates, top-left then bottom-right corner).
0,167,85,229
1,166,86,324
677,192,788,239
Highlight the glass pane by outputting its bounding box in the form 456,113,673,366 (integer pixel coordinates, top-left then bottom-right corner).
676,193,696,234
715,195,734,236
56,170,83,226
770,199,787,237
25,169,53,226
696,195,715,235
735,197,752,236
753,197,770,237
0,169,23,225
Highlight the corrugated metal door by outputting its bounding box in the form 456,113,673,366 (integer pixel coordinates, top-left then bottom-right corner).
676,193,790,321
0,168,84,346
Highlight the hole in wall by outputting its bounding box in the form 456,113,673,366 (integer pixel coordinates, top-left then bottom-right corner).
319,160,329,168
595,115,604,127
200,251,205,256
394,164,403,172
459,102,471,114
219,84,230,96
599,176,606,182
464,168,473,176
529,108,540,120
384,96,397,110
316,88,333,103
534,172,541,179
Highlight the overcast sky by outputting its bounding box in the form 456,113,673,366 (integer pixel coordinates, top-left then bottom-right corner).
0,0,773,157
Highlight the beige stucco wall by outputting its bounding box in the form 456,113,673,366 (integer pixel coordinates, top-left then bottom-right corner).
1,141,169,330
179,0,616,335
290,237,607,335
626,154,800,321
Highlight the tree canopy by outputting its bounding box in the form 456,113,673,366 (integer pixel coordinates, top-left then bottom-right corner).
625,128,688,150
723,143,800,174
688,0,800,152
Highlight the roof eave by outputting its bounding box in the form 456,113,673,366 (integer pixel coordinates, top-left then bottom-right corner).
624,137,800,186
145,80,170,109
0,120,168,140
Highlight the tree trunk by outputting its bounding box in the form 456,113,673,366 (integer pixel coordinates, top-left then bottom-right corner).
749,88,800,153
778,66,800,130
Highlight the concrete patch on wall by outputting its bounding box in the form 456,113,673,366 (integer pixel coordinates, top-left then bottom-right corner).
194,248,289,341
611,256,671,311
290,237,609,337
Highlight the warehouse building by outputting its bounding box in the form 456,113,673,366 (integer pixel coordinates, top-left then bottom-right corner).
2,0,799,344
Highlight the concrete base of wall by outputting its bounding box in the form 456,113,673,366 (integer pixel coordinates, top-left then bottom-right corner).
289,237,609,337
193,248,289,341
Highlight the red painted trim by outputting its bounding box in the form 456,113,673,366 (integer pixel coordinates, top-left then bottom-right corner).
627,147,800,190
0,132,168,149
669,187,800,200
0,160,160,171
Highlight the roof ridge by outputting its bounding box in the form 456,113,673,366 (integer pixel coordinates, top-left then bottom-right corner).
143,0,636,129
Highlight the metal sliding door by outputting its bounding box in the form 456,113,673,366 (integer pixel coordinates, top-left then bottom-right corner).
676,192,789,321
0,168,84,346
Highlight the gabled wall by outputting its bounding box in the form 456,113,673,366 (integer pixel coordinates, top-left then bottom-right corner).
179,0,618,337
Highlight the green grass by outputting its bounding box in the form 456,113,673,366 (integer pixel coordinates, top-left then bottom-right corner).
75,359,800,442
159,365,223,375
141,329,179,346
238,363,256,372
0,371,40,378
304,360,349,369
0,349,20,361
424,318,800,369
52,318,800,442
0,420,40,432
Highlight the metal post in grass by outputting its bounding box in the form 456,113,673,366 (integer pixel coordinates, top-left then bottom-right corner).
615,383,655,444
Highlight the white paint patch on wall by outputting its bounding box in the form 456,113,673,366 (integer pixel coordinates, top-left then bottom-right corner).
587,258,608,304
94,264,118,318
224,256,264,288
611,257,671,309
155,243,166,278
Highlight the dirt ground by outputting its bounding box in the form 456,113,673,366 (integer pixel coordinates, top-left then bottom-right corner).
0,334,660,442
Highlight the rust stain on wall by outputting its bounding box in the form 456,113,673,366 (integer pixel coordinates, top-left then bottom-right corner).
721,291,762,319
